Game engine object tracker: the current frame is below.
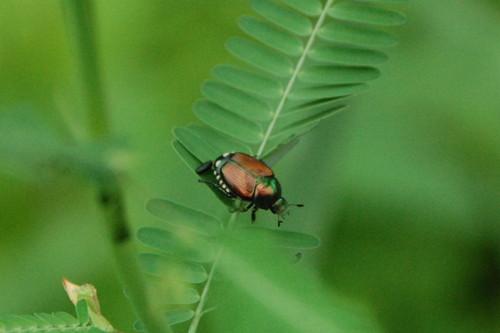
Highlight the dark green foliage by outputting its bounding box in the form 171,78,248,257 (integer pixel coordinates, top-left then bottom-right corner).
0,0,417,332
2,0,498,332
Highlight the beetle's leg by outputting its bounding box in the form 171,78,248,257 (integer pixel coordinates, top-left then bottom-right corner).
231,201,253,213
196,161,213,174
198,179,220,190
239,202,254,212
251,206,258,222
277,218,283,227
198,179,233,197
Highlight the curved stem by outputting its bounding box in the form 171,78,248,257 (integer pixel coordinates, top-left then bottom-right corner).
256,0,335,158
188,212,239,333
62,1,172,332
62,0,108,139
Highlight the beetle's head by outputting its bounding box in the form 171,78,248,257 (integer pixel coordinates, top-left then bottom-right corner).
270,197,304,226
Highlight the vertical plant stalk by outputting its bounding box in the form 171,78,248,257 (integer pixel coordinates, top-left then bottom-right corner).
256,0,335,158
63,0,108,139
188,212,239,333
62,1,172,332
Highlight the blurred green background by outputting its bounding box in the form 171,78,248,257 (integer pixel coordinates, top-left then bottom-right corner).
1,0,499,332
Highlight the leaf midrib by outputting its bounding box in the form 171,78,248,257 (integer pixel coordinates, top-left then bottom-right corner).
256,0,336,158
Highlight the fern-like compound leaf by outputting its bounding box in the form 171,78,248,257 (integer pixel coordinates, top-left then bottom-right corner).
0,312,109,333
139,198,328,328
159,0,408,330
174,0,406,160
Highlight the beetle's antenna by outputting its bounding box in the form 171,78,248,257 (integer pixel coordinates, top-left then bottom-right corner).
289,204,303,219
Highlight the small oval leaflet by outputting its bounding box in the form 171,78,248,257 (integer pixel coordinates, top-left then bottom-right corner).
212,65,283,99
226,37,294,78
329,3,407,26
232,226,320,249
134,309,195,330
139,253,208,284
194,99,264,143
137,227,216,263
146,198,224,237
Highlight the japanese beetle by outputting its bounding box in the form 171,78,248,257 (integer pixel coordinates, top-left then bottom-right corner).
196,152,303,226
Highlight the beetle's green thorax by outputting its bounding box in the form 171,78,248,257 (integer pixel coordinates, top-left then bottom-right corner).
257,177,281,195
254,177,282,210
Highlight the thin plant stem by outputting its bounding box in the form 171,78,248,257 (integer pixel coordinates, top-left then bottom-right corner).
98,183,172,333
62,0,108,139
188,212,239,333
255,0,336,158
62,1,172,332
